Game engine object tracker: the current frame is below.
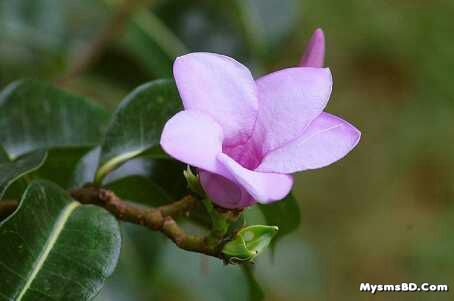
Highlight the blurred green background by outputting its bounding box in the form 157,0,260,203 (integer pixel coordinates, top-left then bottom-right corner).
1,0,453,300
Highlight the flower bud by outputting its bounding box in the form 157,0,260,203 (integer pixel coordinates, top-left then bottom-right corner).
222,225,279,263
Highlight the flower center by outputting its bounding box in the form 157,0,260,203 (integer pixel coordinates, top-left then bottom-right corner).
222,140,263,170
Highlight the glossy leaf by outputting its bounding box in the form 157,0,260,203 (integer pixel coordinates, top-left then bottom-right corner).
0,147,8,162
1,179,28,203
0,146,29,201
70,147,187,201
31,147,91,189
107,176,171,208
95,79,181,182
110,158,187,199
0,79,109,159
0,150,47,201
0,180,121,300
258,193,300,249
242,265,265,301
69,147,101,188
94,224,165,301
71,149,210,226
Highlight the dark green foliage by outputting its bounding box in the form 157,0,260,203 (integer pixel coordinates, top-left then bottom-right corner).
0,80,109,158
0,180,121,300
0,149,47,200
258,193,301,250
96,79,182,182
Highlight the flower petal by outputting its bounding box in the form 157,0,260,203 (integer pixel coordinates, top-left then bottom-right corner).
199,171,255,209
160,110,225,174
173,52,258,145
254,67,333,154
257,113,361,173
217,153,293,204
299,28,325,68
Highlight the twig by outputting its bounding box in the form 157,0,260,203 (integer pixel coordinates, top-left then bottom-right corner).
0,200,18,221
74,187,218,256
0,187,221,258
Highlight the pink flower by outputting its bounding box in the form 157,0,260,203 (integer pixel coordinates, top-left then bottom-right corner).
160,29,360,209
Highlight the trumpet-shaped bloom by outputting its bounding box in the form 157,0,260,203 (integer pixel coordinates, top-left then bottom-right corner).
161,29,360,208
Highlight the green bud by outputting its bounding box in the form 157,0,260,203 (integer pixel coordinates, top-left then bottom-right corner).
183,166,204,196
222,225,279,263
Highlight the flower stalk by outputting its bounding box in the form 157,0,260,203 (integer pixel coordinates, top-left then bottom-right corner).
202,198,242,250
0,184,274,262
70,186,220,256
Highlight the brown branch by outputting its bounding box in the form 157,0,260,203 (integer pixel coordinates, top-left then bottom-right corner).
0,187,221,258
75,187,221,256
0,200,18,221
159,195,197,217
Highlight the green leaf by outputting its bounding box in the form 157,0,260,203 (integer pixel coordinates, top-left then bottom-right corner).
114,158,187,200
0,180,121,300
119,9,188,78
0,149,47,201
94,224,165,301
242,265,265,301
107,176,172,208
0,146,9,162
1,148,89,200
70,146,187,202
30,147,92,189
95,79,181,183
0,146,29,201
258,193,300,249
70,146,190,210
0,79,109,159
222,225,279,263
69,147,100,188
